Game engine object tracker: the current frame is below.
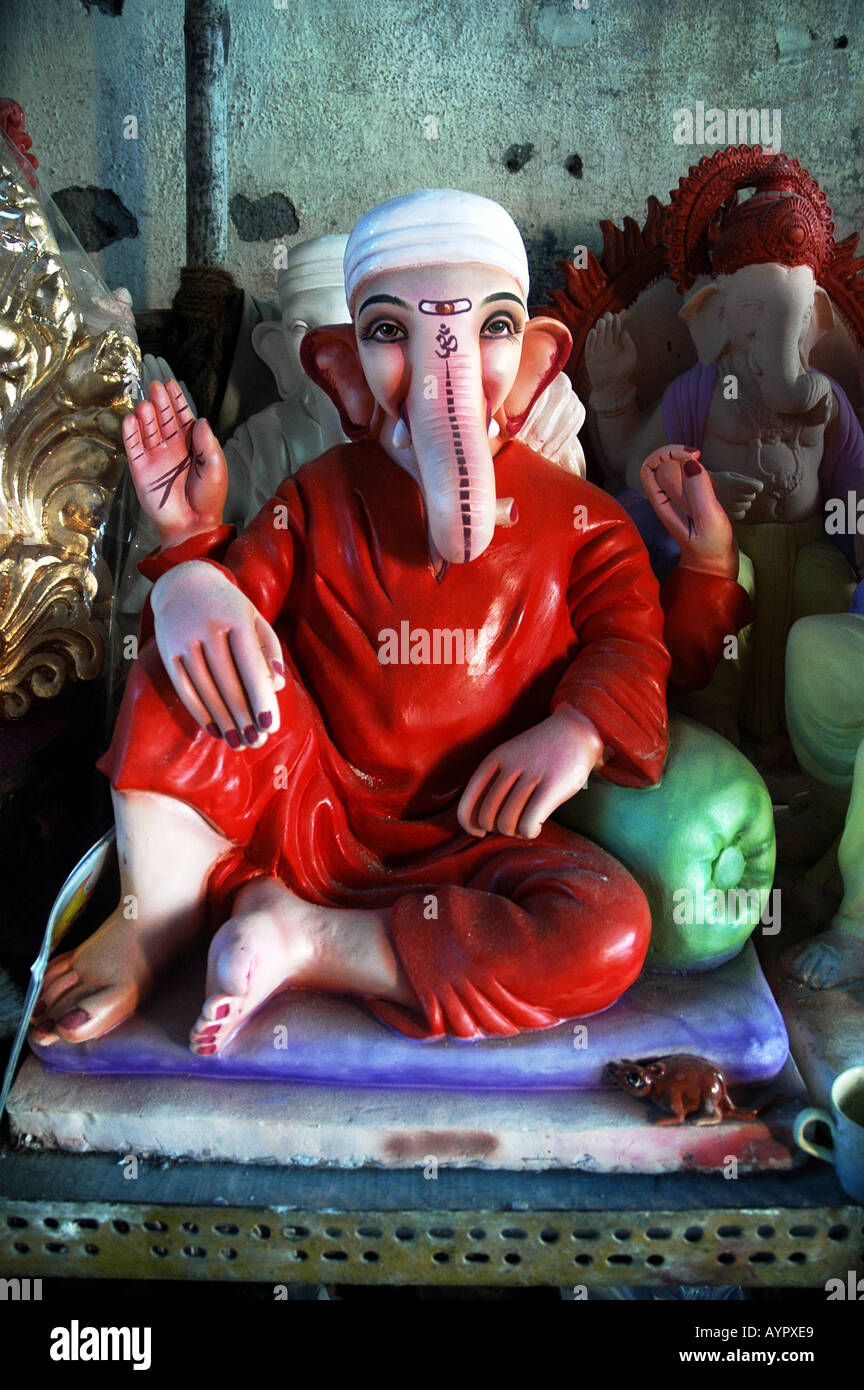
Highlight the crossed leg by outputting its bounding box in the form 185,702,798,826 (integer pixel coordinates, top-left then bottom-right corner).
29,770,652,1051
31,791,419,1053
189,876,416,1054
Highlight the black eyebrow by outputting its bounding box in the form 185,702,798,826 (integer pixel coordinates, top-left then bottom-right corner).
357,294,411,314
480,292,526,309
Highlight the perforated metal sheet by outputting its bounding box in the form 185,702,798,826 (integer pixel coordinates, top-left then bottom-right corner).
2,1201,862,1285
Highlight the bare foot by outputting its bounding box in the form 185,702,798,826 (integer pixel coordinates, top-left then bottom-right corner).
784,919,864,989
29,789,232,1047
189,878,412,1054
189,878,319,1054
30,904,195,1046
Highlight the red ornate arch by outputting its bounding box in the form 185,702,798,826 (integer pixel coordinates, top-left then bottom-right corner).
545,144,864,399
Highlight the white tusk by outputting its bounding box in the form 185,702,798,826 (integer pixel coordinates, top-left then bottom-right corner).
392,417,412,450
488,418,501,439
495,496,518,527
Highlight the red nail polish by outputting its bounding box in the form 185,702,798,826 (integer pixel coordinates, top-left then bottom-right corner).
684,458,701,476
225,729,241,750
197,1044,218,1055
58,1007,90,1029
206,722,221,739
243,724,259,745
272,661,284,677
215,1003,230,1020
258,711,273,730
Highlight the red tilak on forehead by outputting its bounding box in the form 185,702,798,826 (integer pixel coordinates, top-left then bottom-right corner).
419,299,472,316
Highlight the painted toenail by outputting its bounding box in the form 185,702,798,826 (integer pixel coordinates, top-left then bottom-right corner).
58,1008,90,1029
272,660,284,677
197,1044,218,1055
215,1003,230,1019
206,722,221,739
33,1019,54,1037
200,1024,220,1036
225,729,242,749
683,458,701,476
244,724,259,745
257,711,273,729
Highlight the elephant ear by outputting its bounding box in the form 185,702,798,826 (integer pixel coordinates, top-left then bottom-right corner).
252,320,296,398
679,281,729,364
300,324,376,439
801,286,837,362
501,316,572,436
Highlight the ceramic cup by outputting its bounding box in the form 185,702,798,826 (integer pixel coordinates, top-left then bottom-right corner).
794,1065,864,1203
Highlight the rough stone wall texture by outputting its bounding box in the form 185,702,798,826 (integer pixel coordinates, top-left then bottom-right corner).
1,0,862,311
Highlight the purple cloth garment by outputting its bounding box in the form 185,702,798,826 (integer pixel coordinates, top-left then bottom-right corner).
30,943,788,1089
661,362,719,450
819,379,864,566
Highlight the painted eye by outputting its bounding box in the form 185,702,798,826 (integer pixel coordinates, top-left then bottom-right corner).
362,319,408,343
481,315,520,338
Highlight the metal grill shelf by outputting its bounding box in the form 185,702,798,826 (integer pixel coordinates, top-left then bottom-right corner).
1,1147,861,1286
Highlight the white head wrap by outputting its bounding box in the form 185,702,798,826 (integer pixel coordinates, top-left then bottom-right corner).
343,189,530,313
277,234,350,313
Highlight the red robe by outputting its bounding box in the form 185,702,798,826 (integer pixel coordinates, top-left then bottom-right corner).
101,439,687,1039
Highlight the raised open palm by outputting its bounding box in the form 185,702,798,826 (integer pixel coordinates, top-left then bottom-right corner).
121,379,227,549
585,311,637,397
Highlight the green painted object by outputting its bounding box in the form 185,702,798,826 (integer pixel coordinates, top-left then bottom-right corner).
554,715,776,971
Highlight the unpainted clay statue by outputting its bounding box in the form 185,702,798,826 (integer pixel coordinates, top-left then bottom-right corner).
223,235,351,530
30,190,750,1056
579,147,864,737
605,1054,762,1125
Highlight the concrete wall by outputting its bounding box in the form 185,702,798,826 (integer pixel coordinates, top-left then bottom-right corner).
1,0,863,311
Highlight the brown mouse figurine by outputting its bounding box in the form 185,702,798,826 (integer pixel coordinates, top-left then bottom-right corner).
604,1054,763,1126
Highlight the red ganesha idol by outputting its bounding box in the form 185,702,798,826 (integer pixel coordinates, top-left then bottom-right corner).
30,189,767,1058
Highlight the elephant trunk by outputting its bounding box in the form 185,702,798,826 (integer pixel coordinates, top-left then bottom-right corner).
749,336,831,416
407,349,497,564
